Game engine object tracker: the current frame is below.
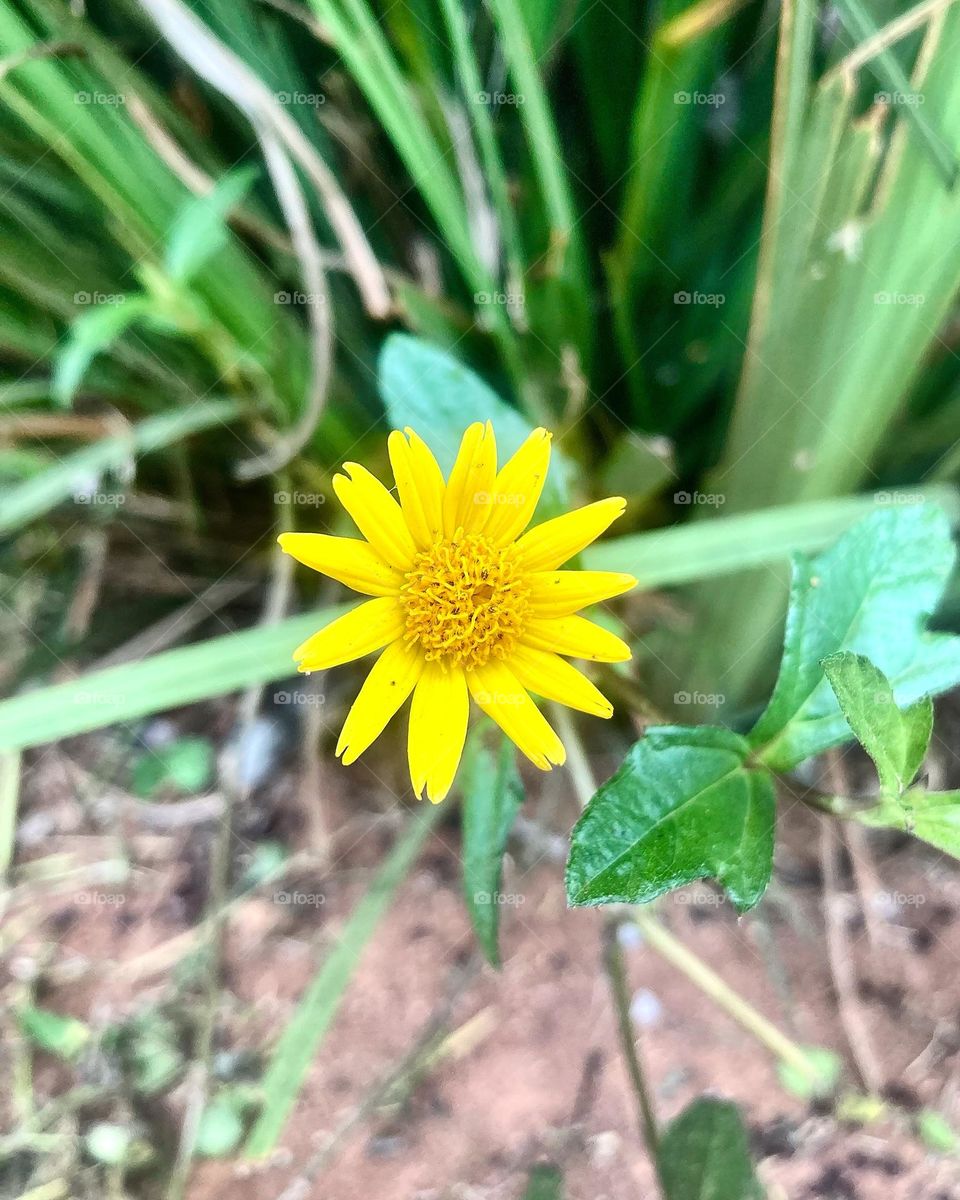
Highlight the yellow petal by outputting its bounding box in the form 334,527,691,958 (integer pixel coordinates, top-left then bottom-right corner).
337,639,424,765
521,615,631,663
514,497,627,572
408,662,469,802
388,428,444,548
333,462,417,570
467,660,566,770
508,643,614,717
484,428,552,546
293,598,404,671
528,569,637,616
278,533,402,596
442,421,497,537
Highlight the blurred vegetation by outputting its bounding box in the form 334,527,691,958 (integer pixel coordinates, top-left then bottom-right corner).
1,0,959,716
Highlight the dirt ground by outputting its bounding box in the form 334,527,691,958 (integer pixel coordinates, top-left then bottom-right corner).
6,706,960,1200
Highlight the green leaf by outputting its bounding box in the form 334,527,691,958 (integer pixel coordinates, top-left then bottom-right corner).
565,727,775,913
460,723,524,967
196,1094,245,1158
19,1006,90,1059
131,735,215,798
521,1163,564,1200
858,788,960,862
378,334,569,514
776,1046,843,1099
917,1109,958,1153
53,296,154,406
822,652,933,796
658,1098,763,1200
751,505,960,771
165,166,259,283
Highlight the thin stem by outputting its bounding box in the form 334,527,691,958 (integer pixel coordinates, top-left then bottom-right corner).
603,920,664,1192
629,911,818,1081
554,704,824,1089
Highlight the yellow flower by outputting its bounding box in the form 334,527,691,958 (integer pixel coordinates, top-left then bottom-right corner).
279,422,635,802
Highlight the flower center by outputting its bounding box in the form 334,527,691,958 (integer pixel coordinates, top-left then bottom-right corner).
400,533,529,669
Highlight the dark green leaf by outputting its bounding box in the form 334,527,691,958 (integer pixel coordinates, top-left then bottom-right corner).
378,334,569,515
460,722,525,967
521,1163,564,1200
659,1098,763,1200
822,652,932,796
165,166,259,283
751,505,960,770
565,727,775,913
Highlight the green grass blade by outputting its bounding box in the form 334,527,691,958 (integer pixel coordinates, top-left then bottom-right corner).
244,804,443,1156
581,487,960,584
0,398,241,535
0,606,345,751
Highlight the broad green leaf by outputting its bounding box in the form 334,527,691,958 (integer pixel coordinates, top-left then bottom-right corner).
658,1098,764,1200
565,727,775,912
751,506,960,771
460,723,524,967
53,296,154,406
378,334,569,514
858,788,960,862
19,1006,90,1059
165,166,259,283
822,652,932,796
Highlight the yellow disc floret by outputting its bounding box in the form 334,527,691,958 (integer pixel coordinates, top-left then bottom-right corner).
400,531,530,669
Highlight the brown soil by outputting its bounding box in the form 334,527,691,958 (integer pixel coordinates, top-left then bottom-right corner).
6,724,960,1200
